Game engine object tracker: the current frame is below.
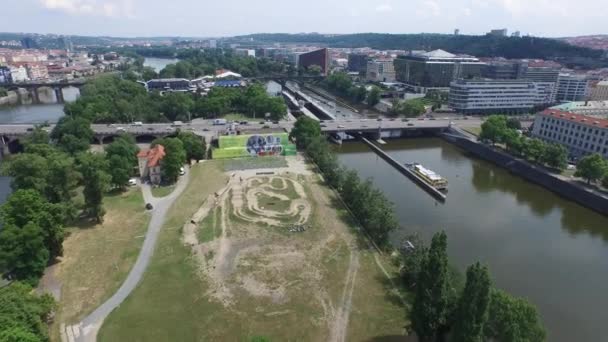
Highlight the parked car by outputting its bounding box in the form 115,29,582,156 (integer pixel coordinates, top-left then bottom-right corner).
128,178,137,186
240,121,249,125
179,167,185,176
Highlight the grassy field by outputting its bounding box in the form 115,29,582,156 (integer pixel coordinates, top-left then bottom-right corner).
223,113,250,122
221,156,288,171
462,126,482,136
98,162,408,342
50,189,150,340
150,185,175,198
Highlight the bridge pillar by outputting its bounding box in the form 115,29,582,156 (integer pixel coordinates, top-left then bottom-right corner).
96,136,105,145
29,88,40,104
54,87,65,103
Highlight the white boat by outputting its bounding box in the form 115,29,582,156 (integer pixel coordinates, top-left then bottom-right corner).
405,163,448,190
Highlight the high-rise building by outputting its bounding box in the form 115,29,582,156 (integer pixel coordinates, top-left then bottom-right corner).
448,79,555,114
556,73,590,102
347,53,369,74
531,109,608,159
521,64,560,83
8,65,29,83
20,36,38,49
488,29,508,37
394,49,485,93
208,39,217,48
59,36,74,52
366,59,395,82
297,48,330,76
590,81,608,101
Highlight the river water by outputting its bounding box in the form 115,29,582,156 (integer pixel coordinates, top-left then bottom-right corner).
143,57,179,73
0,87,80,124
336,138,608,342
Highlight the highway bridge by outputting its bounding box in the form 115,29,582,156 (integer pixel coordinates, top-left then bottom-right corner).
0,118,453,143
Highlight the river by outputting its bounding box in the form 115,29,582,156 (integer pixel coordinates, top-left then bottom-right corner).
0,87,80,124
336,138,608,342
143,57,179,73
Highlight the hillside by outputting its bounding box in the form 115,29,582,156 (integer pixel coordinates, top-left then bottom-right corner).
560,35,608,51
236,33,603,59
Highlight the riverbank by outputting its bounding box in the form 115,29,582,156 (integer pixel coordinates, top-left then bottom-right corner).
443,133,608,216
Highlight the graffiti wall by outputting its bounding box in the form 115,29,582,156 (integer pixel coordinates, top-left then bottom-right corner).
213,133,297,159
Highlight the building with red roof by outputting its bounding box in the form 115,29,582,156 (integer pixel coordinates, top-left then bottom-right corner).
532,109,608,159
137,145,166,185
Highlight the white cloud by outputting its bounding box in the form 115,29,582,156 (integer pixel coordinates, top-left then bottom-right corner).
462,7,472,16
39,0,134,17
416,0,441,17
375,3,392,12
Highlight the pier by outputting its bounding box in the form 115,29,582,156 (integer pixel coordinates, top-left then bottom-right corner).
358,135,447,202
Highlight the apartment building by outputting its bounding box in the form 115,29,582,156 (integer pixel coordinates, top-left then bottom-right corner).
531,109,608,159
448,79,554,114
366,59,395,82
556,73,590,102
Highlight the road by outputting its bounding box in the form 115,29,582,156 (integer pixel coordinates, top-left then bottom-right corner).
63,169,191,342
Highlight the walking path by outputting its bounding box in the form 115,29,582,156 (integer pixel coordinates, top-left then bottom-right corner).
63,170,191,342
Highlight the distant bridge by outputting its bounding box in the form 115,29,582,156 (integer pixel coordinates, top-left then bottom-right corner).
4,80,86,104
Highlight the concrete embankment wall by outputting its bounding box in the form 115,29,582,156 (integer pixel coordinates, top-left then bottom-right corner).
443,134,608,216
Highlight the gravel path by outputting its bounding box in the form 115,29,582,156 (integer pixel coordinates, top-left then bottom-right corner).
64,170,191,342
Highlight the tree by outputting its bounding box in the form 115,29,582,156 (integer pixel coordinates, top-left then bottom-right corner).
289,116,322,149
326,72,352,94
574,153,607,184
4,153,49,195
484,289,546,342
413,231,453,336
0,222,48,285
452,263,492,342
542,143,568,170
479,115,508,144
506,117,522,130
347,85,367,102
307,64,322,76
367,86,381,107
78,152,111,223
50,116,93,155
521,138,546,162
502,129,523,155
24,126,50,145
105,135,139,189
141,66,158,81
1,189,65,259
0,282,55,341
411,231,451,341
393,99,426,117
399,233,427,288
153,138,186,184
177,132,206,161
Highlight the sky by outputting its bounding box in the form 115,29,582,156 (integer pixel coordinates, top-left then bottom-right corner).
1,0,607,38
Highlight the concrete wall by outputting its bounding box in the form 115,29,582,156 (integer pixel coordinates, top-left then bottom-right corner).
443,134,608,216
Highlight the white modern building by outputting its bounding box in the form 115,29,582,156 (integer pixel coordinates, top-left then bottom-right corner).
366,59,395,82
531,109,608,159
556,73,590,102
448,79,555,114
590,80,608,101
8,65,28,82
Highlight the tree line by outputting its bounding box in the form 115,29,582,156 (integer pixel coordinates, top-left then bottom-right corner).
290,117,398,247
238,33,603,60
290,116,546,341
64,75,287,123
480,115,569,171
403,232,546,341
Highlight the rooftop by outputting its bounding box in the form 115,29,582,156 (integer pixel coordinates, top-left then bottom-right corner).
137,145,165,168
551,101,608,111
540,109,608,129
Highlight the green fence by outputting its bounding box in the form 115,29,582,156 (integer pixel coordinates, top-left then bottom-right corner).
213,133,296,159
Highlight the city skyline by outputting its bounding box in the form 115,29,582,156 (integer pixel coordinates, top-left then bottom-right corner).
1,0,607,38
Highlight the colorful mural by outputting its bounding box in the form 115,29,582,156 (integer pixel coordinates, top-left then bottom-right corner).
213,133,297,159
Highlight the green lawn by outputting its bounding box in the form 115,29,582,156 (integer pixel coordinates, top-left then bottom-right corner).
197,207,222,243
98,162,229,342
51,189,150,340
221,156,288,171
463,126,482,136
150,185,175,198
